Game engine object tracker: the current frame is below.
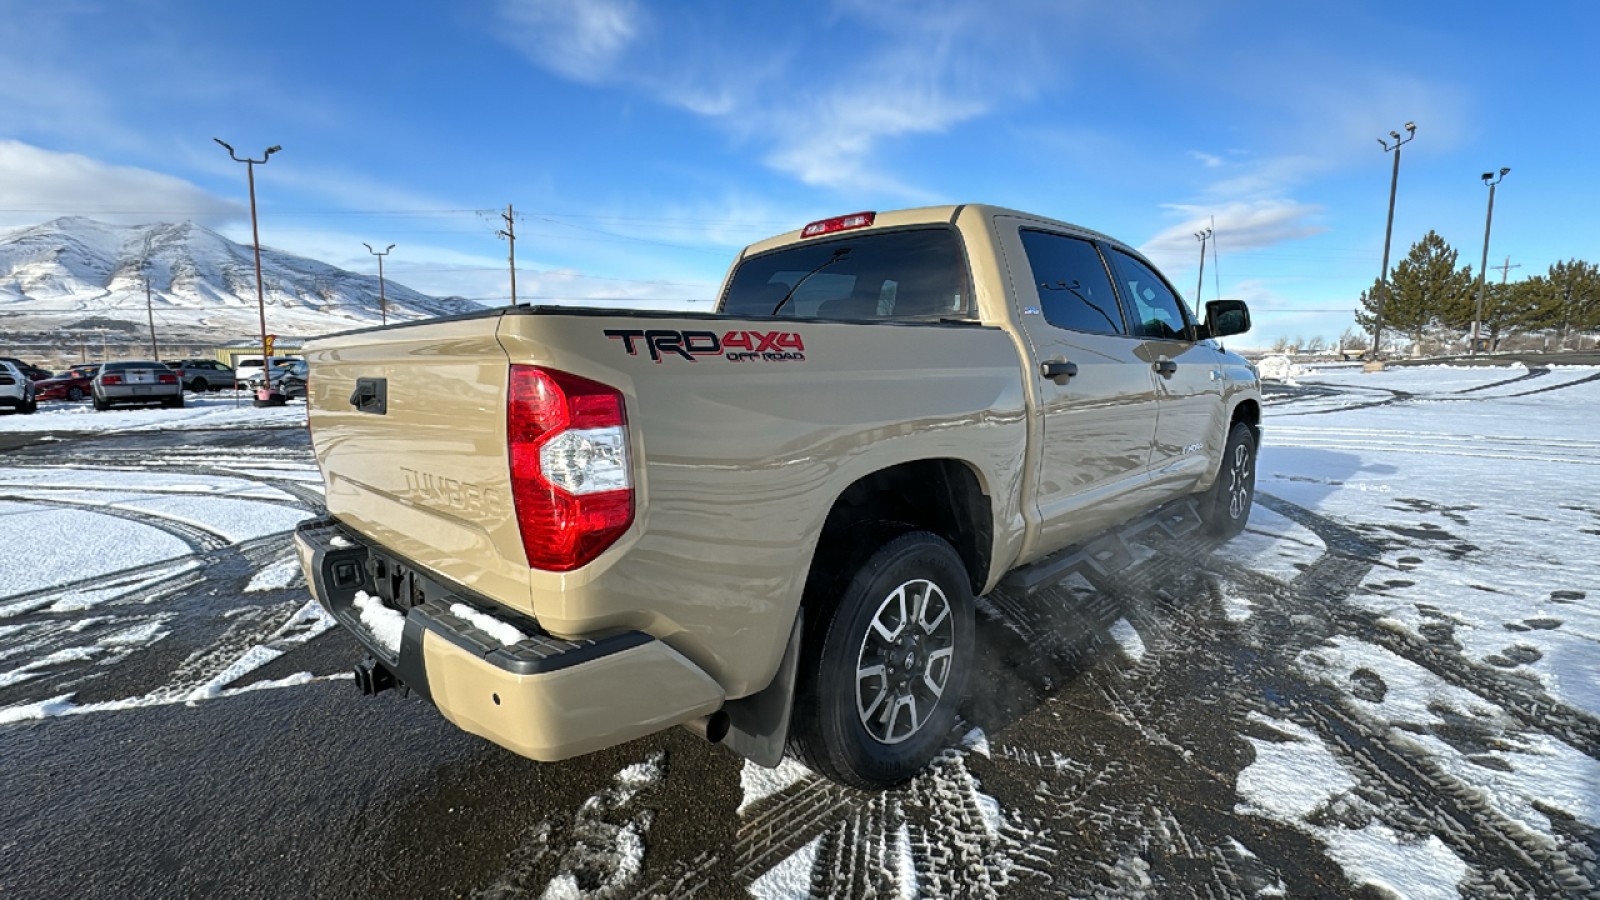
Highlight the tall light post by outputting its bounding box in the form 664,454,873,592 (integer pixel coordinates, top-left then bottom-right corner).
1369,121,1416,360
142,232,159,360
363,242,396,326
1194,227,1212,306
214,138,281,399
1472,167,1510,355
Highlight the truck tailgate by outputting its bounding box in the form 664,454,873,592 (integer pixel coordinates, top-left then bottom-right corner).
304,313,530,608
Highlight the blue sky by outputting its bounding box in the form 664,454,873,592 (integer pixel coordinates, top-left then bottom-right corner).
1,0,1596,347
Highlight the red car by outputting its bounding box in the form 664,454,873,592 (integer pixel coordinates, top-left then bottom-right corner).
34,364,100,401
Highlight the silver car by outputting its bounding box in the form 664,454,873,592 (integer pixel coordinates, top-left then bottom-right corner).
93,360,185,411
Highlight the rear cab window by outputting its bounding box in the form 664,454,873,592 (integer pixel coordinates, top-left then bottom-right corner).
719,228,970,321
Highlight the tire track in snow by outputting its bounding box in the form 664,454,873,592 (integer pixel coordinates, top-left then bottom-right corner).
1248,494,1600,762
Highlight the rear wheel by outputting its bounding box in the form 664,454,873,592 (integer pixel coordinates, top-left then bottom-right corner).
163,393,185,409
1200,421,1256,538
20,397,36,414
789,531,974,789
191,377,208,392
67,386,84,401
93,395,110,411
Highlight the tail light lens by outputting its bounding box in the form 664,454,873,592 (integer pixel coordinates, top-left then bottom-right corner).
158,373,178,384
102,374,123,385
507,365,633,571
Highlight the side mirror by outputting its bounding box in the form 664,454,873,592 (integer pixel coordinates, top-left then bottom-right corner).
1201,299,1251,339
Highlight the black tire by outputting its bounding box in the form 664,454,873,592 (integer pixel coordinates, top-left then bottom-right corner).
67,386,84,401
191,378,208,392
21,397,37,414
1200,421,1256,538
93,395,111,411
789,531,975,789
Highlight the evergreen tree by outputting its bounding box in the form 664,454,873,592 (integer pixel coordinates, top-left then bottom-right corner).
1355,231,1474,347
1545,259,1600,347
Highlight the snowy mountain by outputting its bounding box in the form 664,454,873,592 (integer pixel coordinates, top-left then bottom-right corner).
0,217,482,341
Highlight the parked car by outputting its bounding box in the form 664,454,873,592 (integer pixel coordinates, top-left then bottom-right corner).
0,360,38,414
246,358,303,391
33,364,100,401
165,358,237,392
234,356,301,389
92,360,184,410
0,356,53,381
276,359,309,399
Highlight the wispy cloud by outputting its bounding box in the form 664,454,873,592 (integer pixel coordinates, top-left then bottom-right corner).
494,0,645,84
490,1,1100,197
0,140,241,230
1141,200,1326,271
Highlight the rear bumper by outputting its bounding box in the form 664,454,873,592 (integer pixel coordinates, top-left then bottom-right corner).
294,517,724,761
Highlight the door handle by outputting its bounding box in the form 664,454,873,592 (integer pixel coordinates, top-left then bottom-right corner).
1040,359,1079,384
1153,359,1178,378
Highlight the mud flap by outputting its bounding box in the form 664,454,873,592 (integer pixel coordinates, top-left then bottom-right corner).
721,610,802,768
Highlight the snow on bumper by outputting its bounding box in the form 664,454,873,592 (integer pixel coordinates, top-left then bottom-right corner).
293,517,724,761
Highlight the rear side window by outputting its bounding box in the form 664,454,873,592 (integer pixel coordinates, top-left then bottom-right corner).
720,228,968,321
1018,230,1127,335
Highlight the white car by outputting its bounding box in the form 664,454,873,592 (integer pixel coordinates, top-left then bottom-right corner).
235,356,301,390
0,360,38,414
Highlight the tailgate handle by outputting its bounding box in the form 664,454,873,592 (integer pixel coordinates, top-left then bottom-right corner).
349,378,388,415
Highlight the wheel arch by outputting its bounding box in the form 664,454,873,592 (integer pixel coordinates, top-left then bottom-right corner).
801,458,992,613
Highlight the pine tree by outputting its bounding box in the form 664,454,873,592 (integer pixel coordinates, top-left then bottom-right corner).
1545,259,1600,348
1355,231,1475,348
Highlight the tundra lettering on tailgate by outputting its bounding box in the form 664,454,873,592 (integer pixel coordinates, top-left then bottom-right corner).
604,329,806,363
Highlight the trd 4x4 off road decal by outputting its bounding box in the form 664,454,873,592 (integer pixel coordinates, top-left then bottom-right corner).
604,329,806,363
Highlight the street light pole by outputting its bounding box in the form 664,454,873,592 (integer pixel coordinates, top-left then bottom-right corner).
1194,227,1212,306
142,233,159,360
214,138,281,400
1472,168,1510,355
363,242,396,326
1369,121,1416,360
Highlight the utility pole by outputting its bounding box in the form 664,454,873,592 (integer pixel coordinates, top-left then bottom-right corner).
1493,257,1521,284
1194,227,1211,306
1210,215,1221,302
1369,122,1417,360
214,138,282,401
497,204,518,306
1472,167,1510,355
141,230,160,360
363,242,396,326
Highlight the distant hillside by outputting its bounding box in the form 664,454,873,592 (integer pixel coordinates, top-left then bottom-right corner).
0,217,482,342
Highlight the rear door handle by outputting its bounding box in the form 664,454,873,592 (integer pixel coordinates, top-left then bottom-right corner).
1153,359,1178,378
1040,360,1079,384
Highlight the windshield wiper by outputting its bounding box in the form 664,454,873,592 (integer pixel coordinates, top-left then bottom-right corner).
771,247,852,316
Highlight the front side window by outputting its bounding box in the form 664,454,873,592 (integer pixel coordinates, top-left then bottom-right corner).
1018,230,1126,335
1106,248,1192,341
720,228,968,321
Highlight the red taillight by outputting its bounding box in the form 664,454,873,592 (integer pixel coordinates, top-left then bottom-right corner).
507,365,633,572
801,211,875,238
158,373,177,384
102,374,123,385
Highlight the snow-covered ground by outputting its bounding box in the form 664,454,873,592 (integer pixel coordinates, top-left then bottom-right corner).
2,364,1597,897
0,392,306,433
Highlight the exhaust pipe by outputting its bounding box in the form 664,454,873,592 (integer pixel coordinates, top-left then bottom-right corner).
683,710,731,744
353,656,397,696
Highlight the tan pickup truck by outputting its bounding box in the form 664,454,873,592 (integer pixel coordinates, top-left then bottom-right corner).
294,204,1261,788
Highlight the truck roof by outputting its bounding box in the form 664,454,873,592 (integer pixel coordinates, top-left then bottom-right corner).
737,204,1122,259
